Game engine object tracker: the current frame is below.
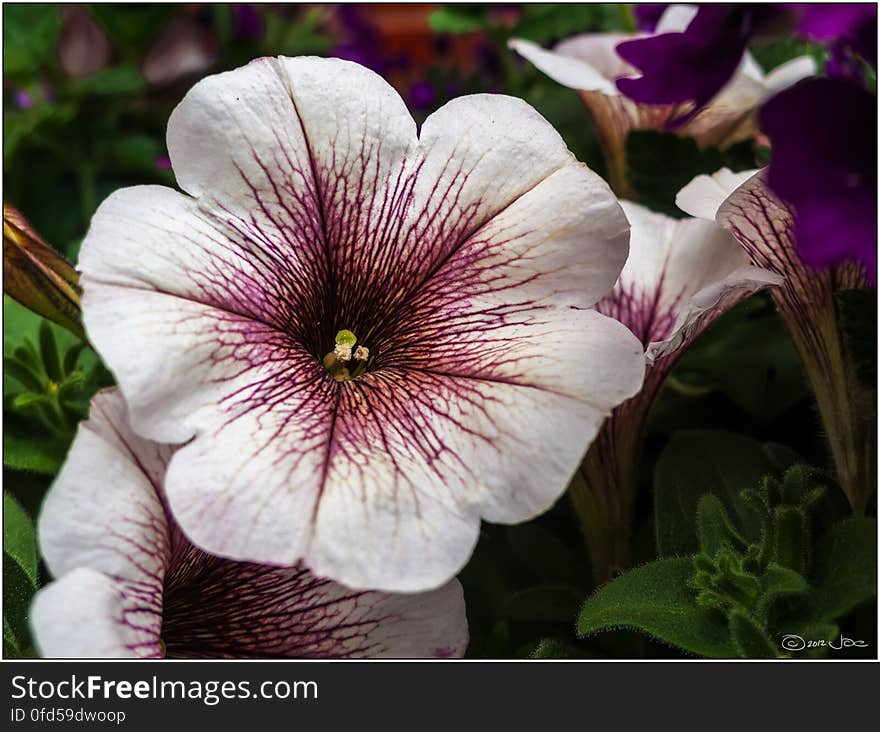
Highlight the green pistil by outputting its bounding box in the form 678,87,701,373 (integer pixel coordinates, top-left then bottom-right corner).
324,330,370,381
335,330,357,347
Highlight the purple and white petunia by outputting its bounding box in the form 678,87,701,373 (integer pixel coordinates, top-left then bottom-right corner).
77,56,645,592
570,200,781,581
32,390,469,659
678,168,874,514
508,6,815,195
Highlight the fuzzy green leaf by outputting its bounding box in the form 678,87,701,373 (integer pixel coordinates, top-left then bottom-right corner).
798,519,877,624
729,610,779,658
3,552,37,656
3,492,37,583
654,431,786,556
578,558,736,658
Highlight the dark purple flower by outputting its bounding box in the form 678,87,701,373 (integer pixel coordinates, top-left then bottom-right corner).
616,4,784,127
408,79,436,110
791,3,877,82
760,77,876,282
332,5,393,74
633,4,668,33
232,4,266,41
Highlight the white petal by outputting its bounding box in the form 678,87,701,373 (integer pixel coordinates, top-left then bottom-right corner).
655,4,699,32
601,201,781,362
32,568,161,658
308,308,643,591
508,37,624,95
676,167,761,221
80,58,641,591
763,56,818,96
38,389,170,586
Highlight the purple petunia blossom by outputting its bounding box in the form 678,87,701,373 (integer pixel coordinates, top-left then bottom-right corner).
633,4,669,33
32,390,468,658
678,169,873,514
792,3,877,76
760,77,877,283
76,57,645,592
569,200,780,581
508,5,814,195
232,4,266,41
615,4,785,127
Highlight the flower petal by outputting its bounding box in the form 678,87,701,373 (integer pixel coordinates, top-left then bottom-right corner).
32,568,161,658
676,167,760,220
598,201,781,361
162,550,467,657
38,389,170,587
80,57,642,591
508,36,627,95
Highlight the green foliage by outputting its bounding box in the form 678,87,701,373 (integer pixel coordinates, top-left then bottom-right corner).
3,297,108,474
3,4,62,76
4,492,38,584
580,459,876,658
653,430,798,556
428,6,488,34
626,132,724,217
671,296,807,419
578,558,736,657
71,67,146,97
4,553,37,657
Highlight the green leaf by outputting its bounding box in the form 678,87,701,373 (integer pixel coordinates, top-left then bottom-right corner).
797,519,877,624
773,505,806,573
3,429,67,475
102,134,161,173
696,494,745,556
38,321,62,382
671,297,806,418
530,638,586,659
654,430,785,556
2,4,62,75
3,492,37,583
578,558,736,658
728,610,779,658
70,66,146,96
511,4,617,43
427,7,487,34
3,552,37,656
626,131,724,217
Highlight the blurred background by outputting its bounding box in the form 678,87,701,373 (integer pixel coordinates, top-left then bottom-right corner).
6,4,868,658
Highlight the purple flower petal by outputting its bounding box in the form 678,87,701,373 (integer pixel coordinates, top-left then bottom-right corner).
615,4,786,127
32,390,469,659
760,77,877,282
680,169,873,513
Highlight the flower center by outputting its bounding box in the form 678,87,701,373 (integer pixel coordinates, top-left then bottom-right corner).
323,329,370,381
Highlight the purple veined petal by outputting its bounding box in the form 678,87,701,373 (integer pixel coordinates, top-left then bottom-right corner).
79,56,645,592
32,568,162,659
573,196,780,582
32,390,469,658
600,201,782,364
711,171,873,513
